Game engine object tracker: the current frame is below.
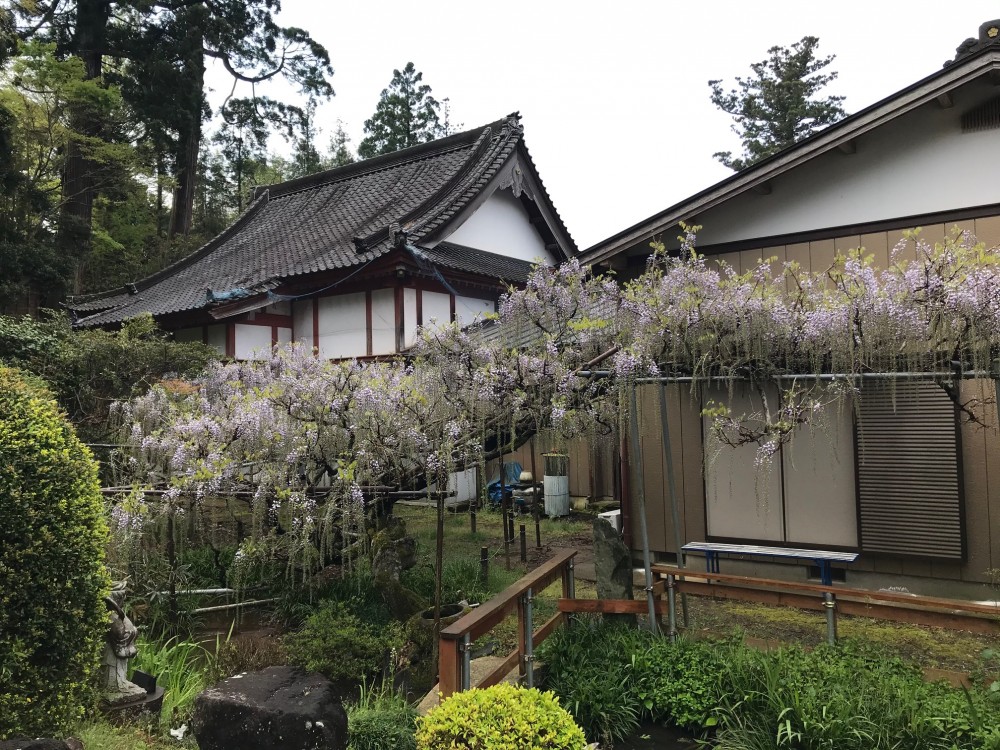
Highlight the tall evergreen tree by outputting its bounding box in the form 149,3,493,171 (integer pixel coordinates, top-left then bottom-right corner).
327,119,355,168
358,62,446,159
709,36,846,171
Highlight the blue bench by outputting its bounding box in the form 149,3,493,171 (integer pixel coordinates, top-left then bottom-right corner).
681,542,858,586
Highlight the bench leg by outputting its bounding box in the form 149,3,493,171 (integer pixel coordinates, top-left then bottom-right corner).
705,552,720,574
819,561,832,586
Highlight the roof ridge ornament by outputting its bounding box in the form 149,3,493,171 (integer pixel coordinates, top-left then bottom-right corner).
944,19,1000,67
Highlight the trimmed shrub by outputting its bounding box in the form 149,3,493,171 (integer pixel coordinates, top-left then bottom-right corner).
416,683,587,750
284,600,403,683
0,368,110,738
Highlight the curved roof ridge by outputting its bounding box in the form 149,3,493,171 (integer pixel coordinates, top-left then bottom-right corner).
261,115,519,200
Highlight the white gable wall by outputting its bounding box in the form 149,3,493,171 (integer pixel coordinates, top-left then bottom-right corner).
690,79,1000,248
445,188,555,264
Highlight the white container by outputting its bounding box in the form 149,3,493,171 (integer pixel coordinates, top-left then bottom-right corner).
544,475,570,517
597,509,622,533
543,453,570,517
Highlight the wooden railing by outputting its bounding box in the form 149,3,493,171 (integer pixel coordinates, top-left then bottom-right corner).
438,549,577,698
649,565,1000,641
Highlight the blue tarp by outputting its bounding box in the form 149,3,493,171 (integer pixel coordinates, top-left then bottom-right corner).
487,462,522,505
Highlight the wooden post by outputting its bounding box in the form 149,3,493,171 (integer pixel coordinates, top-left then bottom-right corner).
520,524,527,562
530,438,541,548
438,636,461,699
480,546,489,583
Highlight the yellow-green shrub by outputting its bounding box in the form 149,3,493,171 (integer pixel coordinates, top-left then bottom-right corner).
416,684,586,750
0,368,110,738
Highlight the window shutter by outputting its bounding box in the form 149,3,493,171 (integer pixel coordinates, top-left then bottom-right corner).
856,381,964,560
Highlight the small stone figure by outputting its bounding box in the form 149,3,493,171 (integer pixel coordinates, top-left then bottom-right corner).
100,583,146,706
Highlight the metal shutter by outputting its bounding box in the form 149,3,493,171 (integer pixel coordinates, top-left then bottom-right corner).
856,381,964,560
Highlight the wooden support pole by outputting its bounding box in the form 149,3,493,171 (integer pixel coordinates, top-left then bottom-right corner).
530,438,541,548
628,386,658,633
520,524,527,562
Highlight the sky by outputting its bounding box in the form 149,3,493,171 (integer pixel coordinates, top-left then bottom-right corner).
204,1,1000,251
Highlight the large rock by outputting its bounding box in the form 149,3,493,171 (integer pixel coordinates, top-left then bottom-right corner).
192,666,347,750
0,741,81,750
593,517,636,625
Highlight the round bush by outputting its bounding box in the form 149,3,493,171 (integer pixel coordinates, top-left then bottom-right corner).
416,683,587,750
0,368,109,738
284,600,402,684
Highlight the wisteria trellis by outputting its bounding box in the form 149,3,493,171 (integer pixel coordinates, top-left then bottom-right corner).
109,226,1000,584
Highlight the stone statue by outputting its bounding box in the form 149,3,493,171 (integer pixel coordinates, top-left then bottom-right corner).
100,582,146,706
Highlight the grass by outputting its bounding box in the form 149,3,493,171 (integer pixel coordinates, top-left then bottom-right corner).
683,597,999,673
77,722,181,749
395,503,593,654
130,635,220,730
396,502,591,572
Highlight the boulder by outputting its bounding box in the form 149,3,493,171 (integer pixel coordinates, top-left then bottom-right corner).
593,517,636,625
0,741,81,750
192,666,347,750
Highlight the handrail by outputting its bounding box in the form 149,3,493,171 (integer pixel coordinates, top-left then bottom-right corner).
652,564,1000,638
651,565,1000,616
438,548,577,698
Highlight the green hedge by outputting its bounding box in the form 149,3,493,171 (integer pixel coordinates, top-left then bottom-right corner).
0,368,110,738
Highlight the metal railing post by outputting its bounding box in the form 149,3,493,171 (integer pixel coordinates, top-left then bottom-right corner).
667,574,678,643
824,592,837,645
461,633,471,691
523,587,535,688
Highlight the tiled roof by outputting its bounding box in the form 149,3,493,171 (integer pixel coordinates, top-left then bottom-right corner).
421,242,536,286
71,114,571,327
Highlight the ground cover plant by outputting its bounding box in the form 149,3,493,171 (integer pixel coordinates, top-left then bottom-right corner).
540,616,1000,749
347,678,418,750
129,635,219,730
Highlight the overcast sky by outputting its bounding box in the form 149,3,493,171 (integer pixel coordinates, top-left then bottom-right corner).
205,2,999,250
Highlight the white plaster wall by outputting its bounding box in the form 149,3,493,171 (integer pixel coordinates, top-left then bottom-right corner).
292,299,314,351
234,324,271,360
689,82,1000,247
422,290,451,328
445,188,555,264
277,327,292,345
455,296,494,326
317,293,366,359
403,288,418,348
371,288,395,355
206,324,226,355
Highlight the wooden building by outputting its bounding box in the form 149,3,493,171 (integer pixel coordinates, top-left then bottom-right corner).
575,21,1000,597
69,114,575,358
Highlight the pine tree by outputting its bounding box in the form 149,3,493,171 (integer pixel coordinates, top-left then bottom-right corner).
709,36,846,171
358,62,446,158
